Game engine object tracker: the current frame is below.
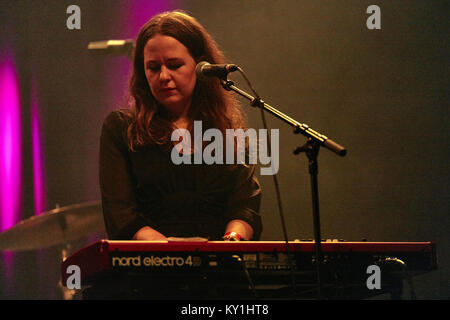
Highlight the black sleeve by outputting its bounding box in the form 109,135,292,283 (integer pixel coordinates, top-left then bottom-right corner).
225,164,263,240
99,111,148,240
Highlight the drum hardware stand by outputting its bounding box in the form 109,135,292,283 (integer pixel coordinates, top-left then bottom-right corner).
220,76,347,299
58,242,77,300
53,203,76,300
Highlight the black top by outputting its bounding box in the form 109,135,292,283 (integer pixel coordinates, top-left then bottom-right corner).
99,110,262,240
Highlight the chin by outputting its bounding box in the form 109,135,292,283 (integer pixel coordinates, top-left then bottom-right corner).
160,99,188,112
161,98,182,108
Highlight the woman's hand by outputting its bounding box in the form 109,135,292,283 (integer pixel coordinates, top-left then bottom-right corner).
224,219,254,241
132,226,168,241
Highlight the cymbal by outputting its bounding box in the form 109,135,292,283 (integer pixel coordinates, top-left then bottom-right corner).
0,201,105,251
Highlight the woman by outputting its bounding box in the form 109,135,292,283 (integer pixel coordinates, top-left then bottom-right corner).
99,10,262,242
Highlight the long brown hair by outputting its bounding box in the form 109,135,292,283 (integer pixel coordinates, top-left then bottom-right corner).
125,10,247,151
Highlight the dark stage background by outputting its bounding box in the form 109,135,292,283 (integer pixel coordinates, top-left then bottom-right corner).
0,0,448,299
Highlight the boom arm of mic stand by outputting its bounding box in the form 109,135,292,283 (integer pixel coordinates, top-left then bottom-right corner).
220,79,347,157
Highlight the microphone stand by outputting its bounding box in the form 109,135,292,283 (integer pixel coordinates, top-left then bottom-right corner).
220,78,347,299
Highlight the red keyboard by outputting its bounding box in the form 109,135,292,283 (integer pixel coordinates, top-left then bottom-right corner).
61,240,437,285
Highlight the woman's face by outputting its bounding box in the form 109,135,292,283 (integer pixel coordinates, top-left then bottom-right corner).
143,34,197,116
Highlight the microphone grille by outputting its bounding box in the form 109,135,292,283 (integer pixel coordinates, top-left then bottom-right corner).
195,61,210,79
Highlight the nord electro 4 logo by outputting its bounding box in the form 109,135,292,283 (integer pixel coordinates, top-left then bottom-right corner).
111,255,201,268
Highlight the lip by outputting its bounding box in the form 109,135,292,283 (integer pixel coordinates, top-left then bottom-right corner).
161,87,176,92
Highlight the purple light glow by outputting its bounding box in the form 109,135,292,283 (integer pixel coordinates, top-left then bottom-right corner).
117,0,171,36
31,79,45,215
32,80,51,296
0,53,21,231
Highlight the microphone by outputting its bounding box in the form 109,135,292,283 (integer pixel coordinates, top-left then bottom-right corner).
87,39,134,56
195,61,238,79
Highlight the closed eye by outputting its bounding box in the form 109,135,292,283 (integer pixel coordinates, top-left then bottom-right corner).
168,63,183,70
146,64,182,72
146,63,160,71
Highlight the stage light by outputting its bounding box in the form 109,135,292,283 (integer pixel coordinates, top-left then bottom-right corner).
31,78,45,215
0,51,21,231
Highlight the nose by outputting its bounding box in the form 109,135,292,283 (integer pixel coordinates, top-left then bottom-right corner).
159,65,171,82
